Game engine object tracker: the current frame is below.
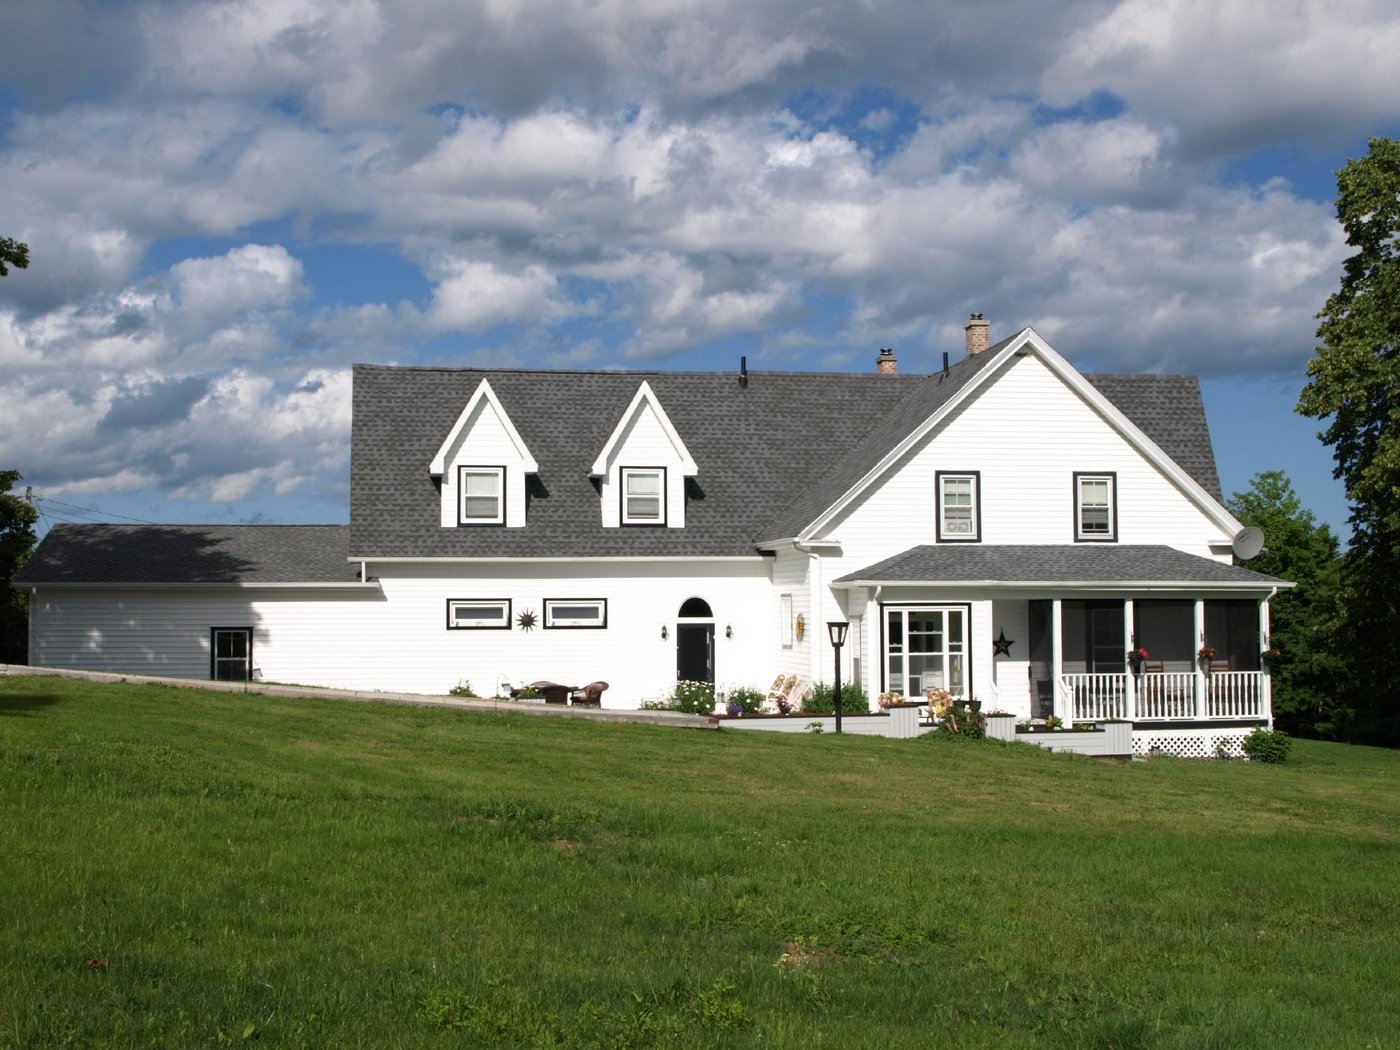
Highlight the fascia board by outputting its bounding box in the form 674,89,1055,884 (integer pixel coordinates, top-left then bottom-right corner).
797,331,1032,542
428,378,539,475
589,380,699,477
1025,334,1244,537
833,578,1293,593
352,555,769,564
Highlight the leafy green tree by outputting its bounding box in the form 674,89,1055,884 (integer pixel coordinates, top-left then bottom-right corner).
1229,471,1349,738
1298,136,1400,744
0,470,38,664
0,237,28,277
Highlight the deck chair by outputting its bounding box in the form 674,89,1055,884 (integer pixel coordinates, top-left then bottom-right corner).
768,674,802,714
570,681,608,707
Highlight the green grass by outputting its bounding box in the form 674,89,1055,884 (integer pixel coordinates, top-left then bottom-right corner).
2,676,1398,1048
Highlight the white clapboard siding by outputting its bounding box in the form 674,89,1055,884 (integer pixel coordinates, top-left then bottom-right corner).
769,547,810,685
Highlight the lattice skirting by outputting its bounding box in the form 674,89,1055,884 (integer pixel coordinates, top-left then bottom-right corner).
1132,727,1254,759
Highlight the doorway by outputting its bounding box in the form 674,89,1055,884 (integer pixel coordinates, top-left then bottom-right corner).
675,597,715,684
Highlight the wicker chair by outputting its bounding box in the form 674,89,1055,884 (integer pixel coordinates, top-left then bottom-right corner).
571,681,609,707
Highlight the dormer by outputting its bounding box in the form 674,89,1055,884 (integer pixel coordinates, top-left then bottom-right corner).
429,379,538,528
590,381,698,529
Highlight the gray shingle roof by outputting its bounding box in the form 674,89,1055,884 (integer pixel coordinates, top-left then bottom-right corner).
1087,374,1222,500
350,357,1224,559
836,545,1287,587
17,525,357,585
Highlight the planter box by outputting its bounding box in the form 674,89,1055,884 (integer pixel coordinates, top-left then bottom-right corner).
999,720,1133,758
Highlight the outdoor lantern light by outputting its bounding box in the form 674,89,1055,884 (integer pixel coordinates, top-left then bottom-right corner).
725,624,733,639
661,625,668,641
827,621,849,733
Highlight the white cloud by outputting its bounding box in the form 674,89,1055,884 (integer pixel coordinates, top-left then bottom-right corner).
421,258,574,332
172,244,306,317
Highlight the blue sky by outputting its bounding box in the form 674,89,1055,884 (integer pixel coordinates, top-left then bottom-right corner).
3,0,1398,543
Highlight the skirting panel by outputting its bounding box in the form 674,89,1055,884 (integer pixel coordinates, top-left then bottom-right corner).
1132,727,1252,759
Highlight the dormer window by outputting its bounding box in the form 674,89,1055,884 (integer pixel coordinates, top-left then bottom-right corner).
459,466,505,525
622,467,665,525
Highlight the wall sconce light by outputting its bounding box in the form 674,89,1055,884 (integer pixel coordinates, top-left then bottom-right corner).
725,624,733,639
661,625,669,640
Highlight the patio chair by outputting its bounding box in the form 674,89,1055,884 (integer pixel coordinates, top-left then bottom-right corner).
767,674,802,714
571,681,608,707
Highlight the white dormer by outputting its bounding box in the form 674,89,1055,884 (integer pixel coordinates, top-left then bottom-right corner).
590,381,698,529
429,379,538,528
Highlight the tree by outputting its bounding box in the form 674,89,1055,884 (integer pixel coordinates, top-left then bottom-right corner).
1228,471,1349,738
0,470,38,664
1298,135,1400,745
0,237,28,277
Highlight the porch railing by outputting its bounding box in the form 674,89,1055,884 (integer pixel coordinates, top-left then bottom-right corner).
1063,671,1265,722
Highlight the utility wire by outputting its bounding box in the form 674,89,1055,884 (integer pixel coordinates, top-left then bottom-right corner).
33,496,159,525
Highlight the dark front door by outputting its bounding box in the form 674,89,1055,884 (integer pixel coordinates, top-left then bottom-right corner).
676,624,714,685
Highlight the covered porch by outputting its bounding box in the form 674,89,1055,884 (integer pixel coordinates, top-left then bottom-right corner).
832,545,1291,748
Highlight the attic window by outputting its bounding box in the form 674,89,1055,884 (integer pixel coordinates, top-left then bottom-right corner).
459,466,504,525
1074,472,1117,542
937,472,980,542
622,467,665,525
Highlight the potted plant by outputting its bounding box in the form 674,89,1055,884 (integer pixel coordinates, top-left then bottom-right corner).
1260,638,1282,669
1127,644,1149,675
1198,644,1217,672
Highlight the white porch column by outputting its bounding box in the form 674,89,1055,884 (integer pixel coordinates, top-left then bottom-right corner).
1193,599,1207,718
1052,599,1066,722
1260,597,1273,728
1123,599,1136,721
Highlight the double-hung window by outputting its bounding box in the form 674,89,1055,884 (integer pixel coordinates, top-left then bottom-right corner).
1074,472,1116,541
936,471,980,542
459,466,504,525
621,467,665,525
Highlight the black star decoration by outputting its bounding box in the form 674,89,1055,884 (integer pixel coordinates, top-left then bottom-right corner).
993,630,1014,656
517,610,537,632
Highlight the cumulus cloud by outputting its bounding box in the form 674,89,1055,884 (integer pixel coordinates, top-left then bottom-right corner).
0,0,1387,527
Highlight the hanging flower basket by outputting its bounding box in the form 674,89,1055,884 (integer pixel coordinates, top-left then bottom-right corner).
1127,646,1149,675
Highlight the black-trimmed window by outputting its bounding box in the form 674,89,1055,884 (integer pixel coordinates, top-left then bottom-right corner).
211,627,253,681
447,599,512,630
1074,472,1117,541
621,467,665,525
459,466,505,525
936,471,980,542
544,598,607,629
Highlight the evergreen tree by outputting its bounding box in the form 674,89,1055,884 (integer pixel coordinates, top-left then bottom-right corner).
0,471,38,664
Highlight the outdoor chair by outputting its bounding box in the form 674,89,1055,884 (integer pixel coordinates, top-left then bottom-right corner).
571,681,608,707
766,674,802,713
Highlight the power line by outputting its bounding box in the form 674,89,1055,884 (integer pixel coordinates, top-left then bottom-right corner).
33,496,159,525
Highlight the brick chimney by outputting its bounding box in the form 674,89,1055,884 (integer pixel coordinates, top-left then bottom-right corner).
876,347,897,375
964,313,989,356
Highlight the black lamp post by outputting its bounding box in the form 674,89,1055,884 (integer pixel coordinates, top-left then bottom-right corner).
827,621,849,734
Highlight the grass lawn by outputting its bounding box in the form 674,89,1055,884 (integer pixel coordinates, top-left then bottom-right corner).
2,676,1398,1048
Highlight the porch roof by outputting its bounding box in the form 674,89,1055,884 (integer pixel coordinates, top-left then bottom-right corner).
834,545,1290,592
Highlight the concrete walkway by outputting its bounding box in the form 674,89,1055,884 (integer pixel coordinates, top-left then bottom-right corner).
0,664,720,730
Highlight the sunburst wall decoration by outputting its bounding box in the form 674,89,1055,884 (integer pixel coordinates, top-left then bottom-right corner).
517,609,537,631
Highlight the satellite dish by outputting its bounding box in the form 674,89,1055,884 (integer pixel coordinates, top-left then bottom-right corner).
1232,526,1265,561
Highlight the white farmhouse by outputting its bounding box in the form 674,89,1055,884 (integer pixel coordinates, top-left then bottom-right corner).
16,319,1290,755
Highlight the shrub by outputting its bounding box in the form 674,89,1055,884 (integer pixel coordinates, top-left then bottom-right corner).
670,680,716,715
448,681,476,698
801,681,870,714
938,706,985,738
726,686,766,714
1241,727,1291,763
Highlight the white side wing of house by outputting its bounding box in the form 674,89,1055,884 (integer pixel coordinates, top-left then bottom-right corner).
28,561,779,707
